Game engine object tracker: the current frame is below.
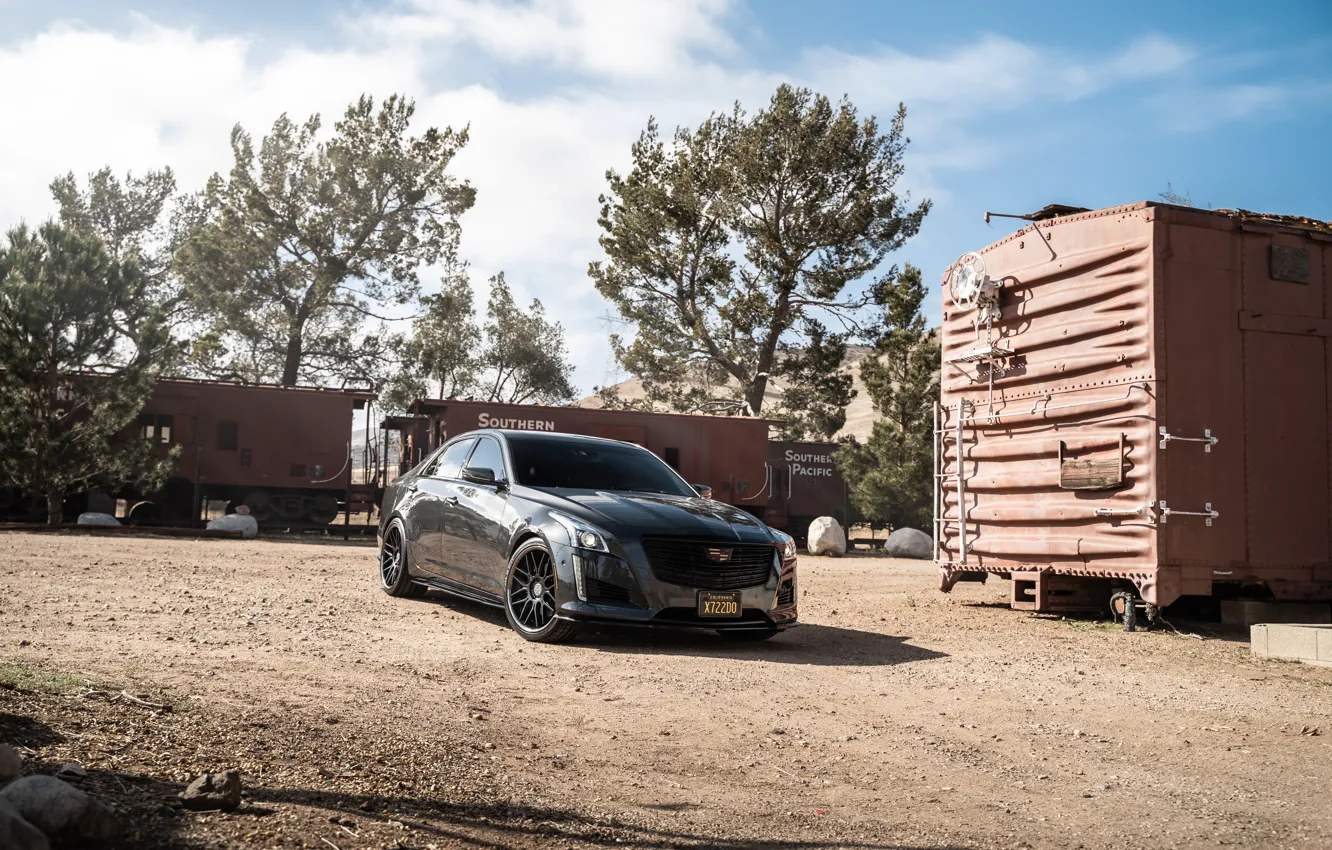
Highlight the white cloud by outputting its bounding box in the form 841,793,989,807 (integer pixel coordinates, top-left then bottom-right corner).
0,3,1303,394
358,0,737,80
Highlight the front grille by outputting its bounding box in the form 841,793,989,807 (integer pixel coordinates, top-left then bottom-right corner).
641,537,775,590
586,577,640,607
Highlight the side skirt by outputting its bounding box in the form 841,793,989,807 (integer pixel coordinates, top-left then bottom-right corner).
416,576,504,608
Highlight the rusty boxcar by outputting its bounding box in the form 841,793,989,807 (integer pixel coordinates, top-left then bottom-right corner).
117,379,374,524
764,441,850,541
935,202,1332,625
383,399,774,514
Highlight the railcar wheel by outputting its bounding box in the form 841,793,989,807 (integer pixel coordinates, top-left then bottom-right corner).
1110,590,1137,632
504,540,579,643
379,519,427,598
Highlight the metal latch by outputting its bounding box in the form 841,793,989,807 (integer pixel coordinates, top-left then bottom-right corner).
1157,501,1218,526
1158,427,1217,452
1093,501,1151,518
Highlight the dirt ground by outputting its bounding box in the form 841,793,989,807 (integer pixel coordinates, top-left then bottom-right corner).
2,532,1331,850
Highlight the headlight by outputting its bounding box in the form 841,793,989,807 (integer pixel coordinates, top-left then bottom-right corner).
549,511,611,553
772,529,797,561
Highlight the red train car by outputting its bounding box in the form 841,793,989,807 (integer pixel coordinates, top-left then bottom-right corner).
126,379,375,523
764,441,850,541
383,399,773,514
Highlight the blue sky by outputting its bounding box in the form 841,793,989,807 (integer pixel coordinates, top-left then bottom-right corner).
2,0,1330,393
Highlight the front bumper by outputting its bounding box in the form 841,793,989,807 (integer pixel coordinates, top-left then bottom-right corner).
550,539,799,631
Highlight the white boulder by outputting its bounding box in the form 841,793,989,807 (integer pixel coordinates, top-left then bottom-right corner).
806,516,846,557
882,527,933,559
206,513,259,539
75,513,119,527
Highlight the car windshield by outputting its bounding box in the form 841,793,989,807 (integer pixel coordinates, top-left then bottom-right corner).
507,435,696,497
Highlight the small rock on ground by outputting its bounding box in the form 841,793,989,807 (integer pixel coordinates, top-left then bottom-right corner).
179,769,242,812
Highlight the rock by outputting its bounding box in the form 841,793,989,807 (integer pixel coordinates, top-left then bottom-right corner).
0,745,21,782
0,798,49,850
206,514,258,539
179,769,242,812
806,517,846,557
882,527,933,560
75,512,119,527
53,764,86,782
0,776,120,845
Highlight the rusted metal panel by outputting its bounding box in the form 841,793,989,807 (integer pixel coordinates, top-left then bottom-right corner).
146,381,369,495
1244,331,1329,567
938,205,1161,592
765,441,850,532
938,201,1332,611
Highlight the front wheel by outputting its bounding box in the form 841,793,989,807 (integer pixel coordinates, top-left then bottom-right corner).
379,519,427,598
504,540,579,643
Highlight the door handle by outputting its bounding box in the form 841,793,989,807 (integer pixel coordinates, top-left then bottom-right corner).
445,496,459,506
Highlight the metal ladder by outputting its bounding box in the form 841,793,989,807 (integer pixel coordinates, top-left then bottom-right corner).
933,400,972,564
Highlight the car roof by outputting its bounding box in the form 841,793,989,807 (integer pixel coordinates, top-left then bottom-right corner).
479,429,642,448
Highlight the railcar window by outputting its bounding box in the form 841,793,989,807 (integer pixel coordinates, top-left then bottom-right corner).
664,447,680,470
218,421,238,451
137,413,154,440
507,435,695,496
156,414,174,444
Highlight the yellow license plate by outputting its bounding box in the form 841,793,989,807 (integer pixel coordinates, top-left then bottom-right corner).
697,591,742,618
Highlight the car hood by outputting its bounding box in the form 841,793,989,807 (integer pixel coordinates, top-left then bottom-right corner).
524,487,774,543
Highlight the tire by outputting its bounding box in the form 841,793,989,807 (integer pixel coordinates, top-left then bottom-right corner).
379,519,427,598
717,629,780,642
504,539,580,643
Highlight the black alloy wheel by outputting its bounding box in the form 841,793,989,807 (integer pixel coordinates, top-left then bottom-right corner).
504,539,579,643
380,519,427,598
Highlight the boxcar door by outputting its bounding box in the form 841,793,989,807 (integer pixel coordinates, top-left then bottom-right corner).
1240,231,1329,570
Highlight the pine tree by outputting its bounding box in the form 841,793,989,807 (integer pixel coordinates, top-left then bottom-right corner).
836,264,939,529
0,222,178,523
591,84,928,418
176,94,475,386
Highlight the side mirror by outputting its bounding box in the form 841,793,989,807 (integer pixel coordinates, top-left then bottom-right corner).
461,466,497,486
692,484,713,499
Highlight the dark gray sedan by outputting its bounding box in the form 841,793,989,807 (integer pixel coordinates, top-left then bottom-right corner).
376,430,798,642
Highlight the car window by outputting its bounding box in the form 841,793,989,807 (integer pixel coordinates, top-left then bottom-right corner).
433,438,476,480
507,435,695,496
466,437,507,482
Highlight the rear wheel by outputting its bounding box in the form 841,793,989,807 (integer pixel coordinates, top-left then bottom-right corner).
379,520,427,598
504,540,579,643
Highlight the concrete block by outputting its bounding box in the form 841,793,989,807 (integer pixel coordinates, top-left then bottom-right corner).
1251,623,1332,667
1221,600,1332,628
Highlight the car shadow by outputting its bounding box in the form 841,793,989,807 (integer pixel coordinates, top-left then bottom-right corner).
575,623,947,667
411,591,946,667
